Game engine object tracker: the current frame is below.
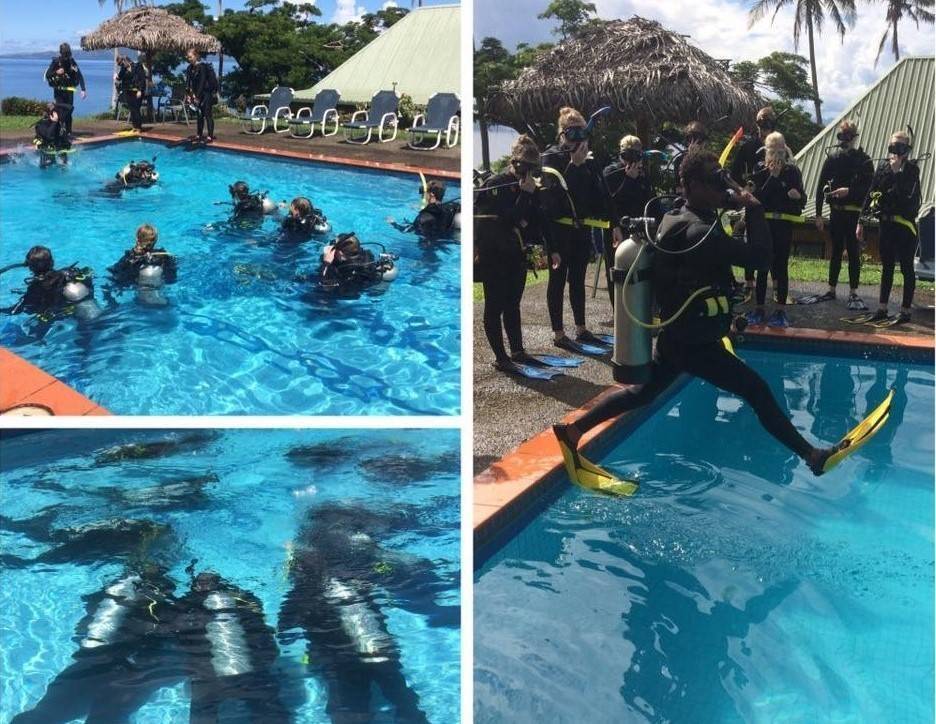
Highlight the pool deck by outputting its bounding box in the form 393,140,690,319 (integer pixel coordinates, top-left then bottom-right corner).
0,118,460,178
0,348,110,416
474,267,934,545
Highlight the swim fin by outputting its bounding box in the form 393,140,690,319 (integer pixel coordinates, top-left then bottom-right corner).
114,129,141,137
554,435,638,497
842,312,879,325
592,333,615,346
795,291,834,305
526,354,583,368
556,337,607,356
869,313,910,329
495,360,563,380
820,389,894,473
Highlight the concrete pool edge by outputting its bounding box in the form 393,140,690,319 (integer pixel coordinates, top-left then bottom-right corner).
0,347,110,416
474,327,934,561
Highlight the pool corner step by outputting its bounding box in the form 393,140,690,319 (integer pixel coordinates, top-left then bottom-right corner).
0,348,110,416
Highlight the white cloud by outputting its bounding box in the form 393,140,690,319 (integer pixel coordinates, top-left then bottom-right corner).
383,0,399,8
332,0,366,23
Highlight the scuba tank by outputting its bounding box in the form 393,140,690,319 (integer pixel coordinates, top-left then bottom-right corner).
63,268,103,321
137,264,164,288
612,231,653,384
261,196,278,214
379,255,398,282
63,280,91,303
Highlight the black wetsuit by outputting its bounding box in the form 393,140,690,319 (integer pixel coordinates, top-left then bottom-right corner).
602,160,654,306
730,135,767,286
44,54,85,136
185,61,217,139
281,209,327,241
320,248,382,290
412,200,459,239
475,171,540,363
233,194,266,219
751,163,806,306
540,145,611,332
117,62,147,130
33,116,70,166
864,160,922,309
108,248,178,287
575,204,818,462
816,147,873,290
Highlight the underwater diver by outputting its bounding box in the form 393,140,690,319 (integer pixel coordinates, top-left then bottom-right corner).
184,48,218,143
856,130,922,327
10,566,181,724
318,232,398,292
809,120,873,310
394,179,461,240
2,245,101,322
94,430,220,464
279,196,331,241
746,131,806,328
106,224,178,306
475,134,558,379
101,158,159,196
540,106,615,353
33,102,71,168
552,146,894,494
115,54,146,132
44,42,86,138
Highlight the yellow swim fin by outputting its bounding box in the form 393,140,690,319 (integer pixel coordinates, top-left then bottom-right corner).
556,438,639,497
721,335,737,357
115,129,141,137
822,389,894,473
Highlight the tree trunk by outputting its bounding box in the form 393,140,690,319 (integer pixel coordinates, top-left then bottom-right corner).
480,116,491,170
112,48,120,112
893,20,900,61
806,14,823,125
144,50,154,123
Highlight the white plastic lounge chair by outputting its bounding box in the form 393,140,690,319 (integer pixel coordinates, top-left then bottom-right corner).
407,93,460,150
342,90,399,145
240,86,294,134
288,89,341,139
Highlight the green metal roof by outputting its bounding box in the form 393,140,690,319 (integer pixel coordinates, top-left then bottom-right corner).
295,5,460,107
795,56,934,219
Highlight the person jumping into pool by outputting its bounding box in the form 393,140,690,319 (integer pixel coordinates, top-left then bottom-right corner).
318,232,397,291
33,103,71,168
115,54,146,133
184,48,218,144
44,42,86,138
108,224,178,289
280,196,331,241
854,130,922,328
3,245,101,322
552,146,894,495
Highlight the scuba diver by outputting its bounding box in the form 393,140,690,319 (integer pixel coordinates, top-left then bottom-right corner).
671,121,708,196
318,232,398,292
395,179,461,240
11,567,181,724
33,102,71,168
101,158,159,196
280,196,331,241
106,224,177,305
115,54,146,132
2,245,101,322
44,42,85,138
807,120,874,310
855,130,922,327
540,106,615,354
184,48,218,144
229,181,278,221
177,570,292,724
746,131,806,328
552,146,894,496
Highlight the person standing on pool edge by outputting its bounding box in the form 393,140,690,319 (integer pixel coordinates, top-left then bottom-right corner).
554,146,870,482
45,43,86,138
115,55,146,133
184,48,218,143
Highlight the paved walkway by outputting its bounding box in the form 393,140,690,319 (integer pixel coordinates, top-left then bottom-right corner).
473,269,934,474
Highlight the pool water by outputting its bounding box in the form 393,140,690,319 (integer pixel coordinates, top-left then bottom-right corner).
0,140,460,415
475,350,934,723
0,428,460,723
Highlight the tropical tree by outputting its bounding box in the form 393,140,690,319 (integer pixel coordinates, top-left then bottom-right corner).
875,0,935,64
748,0,857,125
538,0,597,38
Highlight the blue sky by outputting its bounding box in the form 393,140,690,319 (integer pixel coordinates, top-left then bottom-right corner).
0,0,456,53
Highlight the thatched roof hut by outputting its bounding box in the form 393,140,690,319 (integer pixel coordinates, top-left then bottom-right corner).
486,16,761,142
81,6,220,55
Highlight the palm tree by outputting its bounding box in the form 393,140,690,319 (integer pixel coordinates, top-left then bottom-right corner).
97,0,151,109
748,0,857,125
875,0,935,65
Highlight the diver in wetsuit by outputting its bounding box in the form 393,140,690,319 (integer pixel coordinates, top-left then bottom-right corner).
671,121,708,196
475,134,543,373
229,181,275,221
401,179,460,239
747,131,806,327
108,224,178,298
811,120,874,310
44,43,85,138
33,103,71,168
115,55,146,132
553,146,852,479
280,196,330,241
184,48,218,143
857,130,922,327
4,245,99,321
102,158,159,196
318,232,396,291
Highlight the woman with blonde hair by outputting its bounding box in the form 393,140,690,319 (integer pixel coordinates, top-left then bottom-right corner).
746,131,805,328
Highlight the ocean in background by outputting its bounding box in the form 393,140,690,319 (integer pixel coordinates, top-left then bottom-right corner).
0,58,118,116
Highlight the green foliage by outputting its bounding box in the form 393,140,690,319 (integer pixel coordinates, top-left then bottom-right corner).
474,37,553,120
1,97,47,116
537,0,598,38
150,0,212,87
397,93,418,126
732,52,816,103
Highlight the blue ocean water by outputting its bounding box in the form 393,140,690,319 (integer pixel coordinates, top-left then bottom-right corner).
0,58,119,116
476,350,934,723
0,428,460,723
0,139,460,415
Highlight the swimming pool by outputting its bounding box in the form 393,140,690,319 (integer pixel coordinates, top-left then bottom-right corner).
0,140,460,415
475,349,934,723
0,428,460,723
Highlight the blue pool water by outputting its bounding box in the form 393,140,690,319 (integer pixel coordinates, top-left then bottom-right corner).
0,428,460,723
476,350,934,723
0,139,460,415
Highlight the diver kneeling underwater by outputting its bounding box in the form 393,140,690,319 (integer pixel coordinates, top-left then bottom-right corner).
318,232,398,291
2,245,102,321
553,146,893,495
280,196,331,240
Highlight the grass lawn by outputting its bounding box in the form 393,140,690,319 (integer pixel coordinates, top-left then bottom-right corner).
0,115,39,131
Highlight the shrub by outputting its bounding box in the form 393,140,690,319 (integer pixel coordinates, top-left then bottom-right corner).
397,93,419,126
1,97,48,116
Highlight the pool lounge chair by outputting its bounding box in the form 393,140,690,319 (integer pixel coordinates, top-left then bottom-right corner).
407,93,460,150
161,84,190,125
342,90,399,145
288,89,341,139
240,86,294,135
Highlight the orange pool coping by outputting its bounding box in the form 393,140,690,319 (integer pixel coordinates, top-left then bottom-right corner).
0,348,109,416
474,326,934,543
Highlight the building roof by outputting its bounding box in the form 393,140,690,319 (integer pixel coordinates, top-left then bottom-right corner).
795,56,934,219
295,5,460,107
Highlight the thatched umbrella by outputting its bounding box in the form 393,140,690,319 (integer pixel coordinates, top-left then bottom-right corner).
81,6,220,116
486,16,761,145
